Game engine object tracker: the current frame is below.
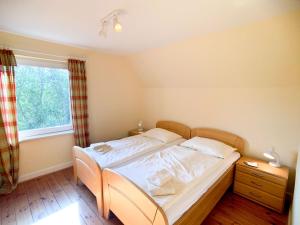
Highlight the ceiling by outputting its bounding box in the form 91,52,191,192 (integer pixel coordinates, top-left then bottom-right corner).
0,0,300,53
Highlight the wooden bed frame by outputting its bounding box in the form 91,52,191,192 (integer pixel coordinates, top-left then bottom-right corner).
102,128,245,225
72,120,191,216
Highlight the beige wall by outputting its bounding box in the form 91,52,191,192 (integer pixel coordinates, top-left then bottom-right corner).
0,32,142,179
129,10,300,190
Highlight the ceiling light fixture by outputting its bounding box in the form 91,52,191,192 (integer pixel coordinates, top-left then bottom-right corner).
99,20,108,37
113,15,122,33
99,9,124,37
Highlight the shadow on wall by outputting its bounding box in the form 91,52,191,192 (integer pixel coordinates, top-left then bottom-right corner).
290,147,300,225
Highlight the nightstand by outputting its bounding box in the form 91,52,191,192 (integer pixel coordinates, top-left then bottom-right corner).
234,156,289,213
128,129,147,136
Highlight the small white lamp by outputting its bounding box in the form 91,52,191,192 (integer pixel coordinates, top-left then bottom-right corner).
137,121,144,132
263,147,281,167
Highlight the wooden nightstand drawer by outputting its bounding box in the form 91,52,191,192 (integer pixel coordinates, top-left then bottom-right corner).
236,164,286,186
234,181,284,212
235,170,285,198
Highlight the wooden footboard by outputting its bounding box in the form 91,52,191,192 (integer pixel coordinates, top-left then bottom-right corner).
103,168,169,225
103,165,235,225
72,146,104,216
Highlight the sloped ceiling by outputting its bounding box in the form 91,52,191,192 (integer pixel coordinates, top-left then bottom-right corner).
0,0,300,53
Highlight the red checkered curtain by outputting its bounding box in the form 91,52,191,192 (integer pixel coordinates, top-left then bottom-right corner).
68,59,89,148
0,49,19,194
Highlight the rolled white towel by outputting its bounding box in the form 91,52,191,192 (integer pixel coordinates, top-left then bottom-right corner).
90,142,105,147
90,142,112,153
148,181,176,196
147,169,172,187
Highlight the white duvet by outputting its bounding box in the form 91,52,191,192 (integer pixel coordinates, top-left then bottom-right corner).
115,145,240,224
83,135,184,168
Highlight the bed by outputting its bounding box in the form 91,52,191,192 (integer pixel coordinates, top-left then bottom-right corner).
72,120,191,216
102,128,245,225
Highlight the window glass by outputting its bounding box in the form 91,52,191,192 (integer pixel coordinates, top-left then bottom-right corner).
15,64,72,138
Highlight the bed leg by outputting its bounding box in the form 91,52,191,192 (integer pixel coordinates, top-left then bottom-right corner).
72,148,78,184
103,209,110,220
103,199,110,219
73,166,79,184
96,194,104,217
74,176,80,185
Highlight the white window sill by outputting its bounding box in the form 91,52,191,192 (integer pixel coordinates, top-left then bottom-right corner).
19,130,74,143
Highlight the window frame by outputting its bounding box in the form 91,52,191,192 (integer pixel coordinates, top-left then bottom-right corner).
18,125,73,140
15,56,73,141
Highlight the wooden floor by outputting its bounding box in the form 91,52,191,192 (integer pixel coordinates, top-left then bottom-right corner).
0,168,288,225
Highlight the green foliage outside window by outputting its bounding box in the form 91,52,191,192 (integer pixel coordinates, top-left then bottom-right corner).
15,65,71,131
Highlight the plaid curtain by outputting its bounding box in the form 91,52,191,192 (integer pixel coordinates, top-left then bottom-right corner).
68,59,89,148
0,49,19,194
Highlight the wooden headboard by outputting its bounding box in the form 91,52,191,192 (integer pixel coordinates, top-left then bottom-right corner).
156,121,191,139
191,128,245,153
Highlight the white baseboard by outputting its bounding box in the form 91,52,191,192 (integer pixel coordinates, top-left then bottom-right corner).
19,161,73,183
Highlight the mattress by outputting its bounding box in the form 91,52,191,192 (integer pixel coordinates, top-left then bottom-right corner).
83,135,186,168
114,145,240,224
165,151,240,224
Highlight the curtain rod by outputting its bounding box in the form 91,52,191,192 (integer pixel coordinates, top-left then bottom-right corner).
1,46,87,62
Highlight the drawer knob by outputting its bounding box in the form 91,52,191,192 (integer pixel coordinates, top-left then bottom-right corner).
250,181,262,187
249,191,261,198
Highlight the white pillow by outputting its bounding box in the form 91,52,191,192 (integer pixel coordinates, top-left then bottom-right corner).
180,137,236,158
141,128,182,143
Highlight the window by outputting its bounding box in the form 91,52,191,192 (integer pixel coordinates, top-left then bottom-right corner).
15,59,72,140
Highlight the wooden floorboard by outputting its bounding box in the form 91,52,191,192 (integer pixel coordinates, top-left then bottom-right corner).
24,179,48,222
35,175,61,216
1,189,17,225
14,182,34,225
202,188,288,225
0,168,288,225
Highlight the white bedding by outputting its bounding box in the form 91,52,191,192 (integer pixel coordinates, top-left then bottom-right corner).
83,135,186,168
114,145,240,224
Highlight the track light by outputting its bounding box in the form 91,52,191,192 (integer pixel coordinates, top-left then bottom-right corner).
99,9,124,37
113,15,122,32
99,20,108,37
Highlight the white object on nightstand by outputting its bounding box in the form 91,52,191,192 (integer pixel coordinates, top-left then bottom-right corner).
137,120,144,132
263,147,281,168
244,161,258,168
